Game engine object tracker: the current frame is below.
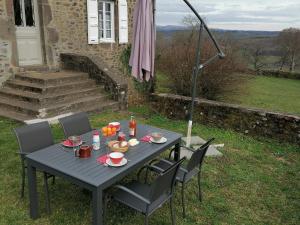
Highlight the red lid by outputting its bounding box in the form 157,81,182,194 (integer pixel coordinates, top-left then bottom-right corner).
93,130,99,135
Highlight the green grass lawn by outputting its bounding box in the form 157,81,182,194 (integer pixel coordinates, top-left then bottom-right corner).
221,75,300,115
156,71,300,116
0,107,299,225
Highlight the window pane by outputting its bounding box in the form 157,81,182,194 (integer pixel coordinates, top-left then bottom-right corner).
106,30,111,38
99,1,114,41
106,12,111,21
13,0,23,26
100,19,103,30
106,21,111,29
24,0,35,26
106,3,111,12
99,10,103,28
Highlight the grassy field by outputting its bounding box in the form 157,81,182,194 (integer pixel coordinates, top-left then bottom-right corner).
0,107,299,225
221,75,300,115
156,71,300,115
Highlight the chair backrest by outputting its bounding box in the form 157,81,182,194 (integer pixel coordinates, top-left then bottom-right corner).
186,138,214,172
14,121,54,154
59,112,92,138
149,157,186,202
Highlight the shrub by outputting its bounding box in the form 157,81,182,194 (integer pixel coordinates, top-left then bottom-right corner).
157,30,246,100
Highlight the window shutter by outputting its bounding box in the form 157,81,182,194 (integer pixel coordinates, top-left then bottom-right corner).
87,0,99,44
118,0,128,44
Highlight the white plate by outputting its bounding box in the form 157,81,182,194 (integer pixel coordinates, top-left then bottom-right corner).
150,137,167,144
105,158,128,167
129,139,140,147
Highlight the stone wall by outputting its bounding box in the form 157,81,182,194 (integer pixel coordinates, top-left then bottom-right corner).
0,0,16,74
151,93,300,145
0,0,136,72
60,53,128,110
259,70,300,80
0,0,7,17
0,40,10,73
41,0,136,69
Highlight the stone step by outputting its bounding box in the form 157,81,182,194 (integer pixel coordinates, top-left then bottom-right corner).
15,70,89,85
43,94,114,118
40,86,107,105
0,97,39,116
0,92,115,119
0,69,120,122
0,87,40,103
0,85,107,105
6,78,97,94
0,108,33,122
20,65,50,72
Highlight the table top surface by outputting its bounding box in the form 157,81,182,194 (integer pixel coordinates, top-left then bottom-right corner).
26,121,182,188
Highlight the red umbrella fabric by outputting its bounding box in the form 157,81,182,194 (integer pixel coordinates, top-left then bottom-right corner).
129,0,155,81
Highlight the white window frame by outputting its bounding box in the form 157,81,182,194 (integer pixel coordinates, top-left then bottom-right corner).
98,0,115,43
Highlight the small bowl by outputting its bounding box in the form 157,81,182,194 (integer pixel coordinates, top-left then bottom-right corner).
151,132,163,142
109,122,121,131
109,152,124,164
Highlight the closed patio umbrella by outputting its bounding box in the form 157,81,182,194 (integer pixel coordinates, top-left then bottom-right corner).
129,0,155,81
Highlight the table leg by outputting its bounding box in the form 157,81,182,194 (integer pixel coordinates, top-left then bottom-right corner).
92,188,103,225
27,163,39,219
174,142,181,161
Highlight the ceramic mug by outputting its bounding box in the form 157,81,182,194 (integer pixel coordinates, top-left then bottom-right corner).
75,145,92,158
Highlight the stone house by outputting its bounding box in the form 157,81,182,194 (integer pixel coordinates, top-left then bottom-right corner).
0,0,140,122
0,0,136,74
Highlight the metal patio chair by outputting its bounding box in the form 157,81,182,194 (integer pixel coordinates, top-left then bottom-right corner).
13,121,56,214
58,112,92,138
145,138,215,218
106,157,186,225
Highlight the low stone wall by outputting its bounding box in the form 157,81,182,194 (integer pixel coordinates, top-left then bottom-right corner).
60,53,128,110
256,70,300,80
151,93,300,145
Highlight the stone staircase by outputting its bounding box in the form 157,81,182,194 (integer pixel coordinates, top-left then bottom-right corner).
0,70,120,122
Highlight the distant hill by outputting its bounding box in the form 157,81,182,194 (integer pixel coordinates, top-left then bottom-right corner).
156,25,280,39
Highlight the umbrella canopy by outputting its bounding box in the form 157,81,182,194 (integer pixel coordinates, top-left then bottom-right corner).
129,0,155,81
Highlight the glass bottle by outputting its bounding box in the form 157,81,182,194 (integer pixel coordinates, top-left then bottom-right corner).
92,130,100,150
129,116,137,137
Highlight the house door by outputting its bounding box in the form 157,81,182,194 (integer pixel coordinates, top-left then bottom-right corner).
14,0,43,66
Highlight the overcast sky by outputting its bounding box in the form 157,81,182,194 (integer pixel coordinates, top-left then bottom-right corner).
156,0,300,31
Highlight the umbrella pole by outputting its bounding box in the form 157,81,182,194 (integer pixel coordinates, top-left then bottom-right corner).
186,22,204,147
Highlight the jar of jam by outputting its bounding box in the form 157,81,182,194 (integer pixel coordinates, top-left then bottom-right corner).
118,132,126,142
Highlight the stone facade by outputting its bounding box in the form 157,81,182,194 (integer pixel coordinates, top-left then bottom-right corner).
0,0,136,73
0,0,16,74
151,93,300,145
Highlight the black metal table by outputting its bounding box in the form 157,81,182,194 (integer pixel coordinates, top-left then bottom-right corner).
26,121,182,225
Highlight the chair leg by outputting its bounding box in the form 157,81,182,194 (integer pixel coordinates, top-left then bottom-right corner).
144,215,149,225
103,194,108,224
145,167,150,184
21,165,25,198
181,183,186,218
197,173,202,202
43,173,51,214
170,197,175,225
